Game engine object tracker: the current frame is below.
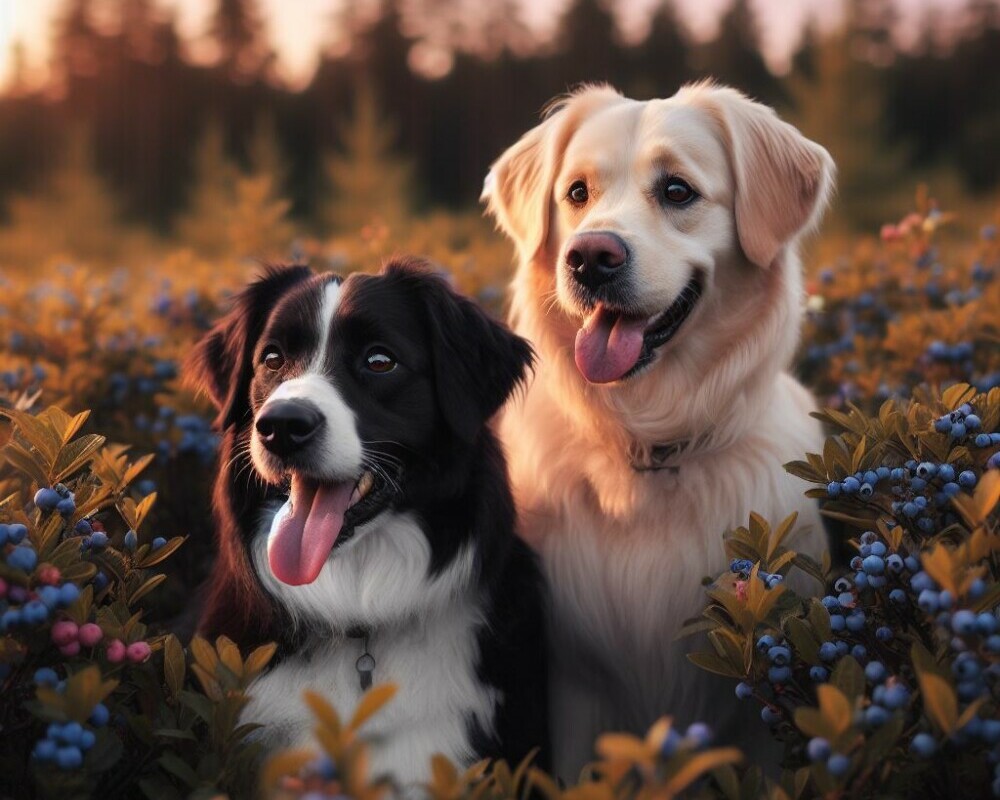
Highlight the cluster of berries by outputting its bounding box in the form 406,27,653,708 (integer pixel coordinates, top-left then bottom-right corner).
31,696,110,771
932,402,983,441
279,754,339,799
51,620,152,664
927,340,976,365
0,532,83,630
729,559,784,590
659,721,714,758
33,484,76,517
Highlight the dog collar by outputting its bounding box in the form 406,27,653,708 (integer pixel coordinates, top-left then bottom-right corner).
346,626,375,690
627,429,717,473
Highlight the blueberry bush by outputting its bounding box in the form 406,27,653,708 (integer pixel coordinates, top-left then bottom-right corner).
2,188,1000,798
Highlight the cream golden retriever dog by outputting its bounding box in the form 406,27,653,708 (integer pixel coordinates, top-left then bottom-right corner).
482,82,834,776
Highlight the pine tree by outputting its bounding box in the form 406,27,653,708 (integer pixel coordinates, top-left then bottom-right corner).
0,128,133,266
209,0,270,80
785,8,910,231
175,121,240,256
321,80,413,236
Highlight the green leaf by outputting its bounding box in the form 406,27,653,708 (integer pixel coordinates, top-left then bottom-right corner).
157,752,201,788
688,651,745,679
830,655,865,701
163,634,185,699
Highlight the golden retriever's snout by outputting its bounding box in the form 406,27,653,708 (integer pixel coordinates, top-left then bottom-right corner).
565,231,629,293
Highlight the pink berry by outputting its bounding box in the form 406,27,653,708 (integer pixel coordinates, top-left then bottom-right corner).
51,620,79,646
78,623,103,647
38,566,61,585
126,641,152,664
59,641,81,656
105,639,126,663
0,578,7,598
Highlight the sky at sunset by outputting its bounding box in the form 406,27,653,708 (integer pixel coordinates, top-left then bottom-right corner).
0,0,978,91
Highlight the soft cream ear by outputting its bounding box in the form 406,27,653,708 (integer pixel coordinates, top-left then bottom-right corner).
482,85,623,264
688,83,835,268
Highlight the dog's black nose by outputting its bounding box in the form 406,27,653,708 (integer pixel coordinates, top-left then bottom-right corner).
565,231,629,291
256,399,323,456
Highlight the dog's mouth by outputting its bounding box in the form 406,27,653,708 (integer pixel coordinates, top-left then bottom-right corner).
268,466,399,586
574,275,703,384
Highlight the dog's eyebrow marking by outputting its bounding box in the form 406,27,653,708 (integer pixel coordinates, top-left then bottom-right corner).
310,279,342,371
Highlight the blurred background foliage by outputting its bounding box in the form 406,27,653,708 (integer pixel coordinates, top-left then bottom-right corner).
0,0,998,272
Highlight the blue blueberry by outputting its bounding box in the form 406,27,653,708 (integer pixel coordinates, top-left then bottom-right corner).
6,523,26,544
959,471,977,489
855,572,869,590
886,555,904,573
61,722,83,745
976,612,996,635
903,502,919,518
846,612,866,632
865,705,889,726
56,497,76,516
74,519,92,536
934,417,951,433
917,462,937,479
819,642,839,662
821,595,840,610
55,745,82,770
761,706,782,725
123,530,137,552
851,644,868,661
939,590,954,609
768,665,792,683
313,754,337,780
827,753,850,776
38,585,61,608
79,730,96,751
33,488,60,512
756,635,776,653
863,555,885,575
735,682,753,700
807,737,831,762
859,483,874,499
883,684,910,710
966,414,981,430
34,667,59,686
23,600,48,624
685,722,713,748
918,590,940,613
830,615,846,632
58,583,80,606
835,641,849,657
843,477,861,494
33,738,58,761
876,626,893,642
89,703,110,727
952,610,977,635
937,464,956,482
827,482,841,498
838,591,854,606
975,433,991,448
911,572,935,592
889,589,907,604
910,733,936,758
904,555,920,572
870,541,887,557
659,728,682,758
151,537,167,551
810,666,829,682
865,661,887,683
6,545,37,572
89,531,108,549
951,423,967,439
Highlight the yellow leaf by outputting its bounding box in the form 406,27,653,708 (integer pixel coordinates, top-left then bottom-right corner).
663,748,743,796
817,684,852,735
595,733,651,763
216,635,243,679
918,671,958,735
189,636,218,671
260,748,315,789
244,642,277,680
303,690,342,736
348,683,397,731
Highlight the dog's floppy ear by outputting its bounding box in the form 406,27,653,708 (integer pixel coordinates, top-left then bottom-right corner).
184,265,313,429
687,83,835,269
385,259,535,444
482,85,623,264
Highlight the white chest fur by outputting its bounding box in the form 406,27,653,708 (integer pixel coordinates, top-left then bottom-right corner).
243,508,497,788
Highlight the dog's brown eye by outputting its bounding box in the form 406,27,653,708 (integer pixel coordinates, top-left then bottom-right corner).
568,181,589,205
262,347,285,371
663,179,696,205
365,348,397,374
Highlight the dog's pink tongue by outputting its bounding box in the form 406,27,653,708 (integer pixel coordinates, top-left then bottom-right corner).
268,476,354,586
574,305,647,384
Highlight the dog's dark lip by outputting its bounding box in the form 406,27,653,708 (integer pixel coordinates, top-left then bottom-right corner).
622,274,703,379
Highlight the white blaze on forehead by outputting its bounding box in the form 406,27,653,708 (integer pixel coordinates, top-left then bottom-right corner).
311,279,342,371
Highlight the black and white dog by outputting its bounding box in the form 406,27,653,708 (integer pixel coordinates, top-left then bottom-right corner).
184,259,548,785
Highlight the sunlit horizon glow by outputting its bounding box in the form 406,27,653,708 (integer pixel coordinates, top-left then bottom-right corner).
0,0,982,92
